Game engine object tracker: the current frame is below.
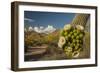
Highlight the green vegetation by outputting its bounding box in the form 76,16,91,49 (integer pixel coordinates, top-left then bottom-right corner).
24,30,67,61
25,30,60,47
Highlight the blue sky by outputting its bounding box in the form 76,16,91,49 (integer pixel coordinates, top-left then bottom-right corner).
24,11,75,29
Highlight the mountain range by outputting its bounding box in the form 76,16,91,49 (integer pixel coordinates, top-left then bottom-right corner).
25,25,56,34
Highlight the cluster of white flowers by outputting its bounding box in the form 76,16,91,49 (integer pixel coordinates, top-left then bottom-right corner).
58,24,84,58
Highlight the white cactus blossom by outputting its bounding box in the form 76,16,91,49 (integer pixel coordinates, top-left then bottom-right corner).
58,36,66,48
72,51,80,58
64,24,72,31
76,25,84,31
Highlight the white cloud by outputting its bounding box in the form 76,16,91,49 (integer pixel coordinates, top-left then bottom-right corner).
24,18,35,22
33,25,56,34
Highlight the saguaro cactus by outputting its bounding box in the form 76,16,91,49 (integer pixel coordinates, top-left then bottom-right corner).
58,14,90,58
71,14,90,28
